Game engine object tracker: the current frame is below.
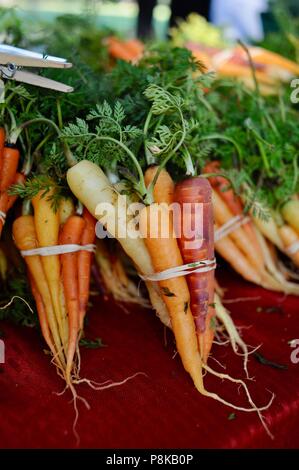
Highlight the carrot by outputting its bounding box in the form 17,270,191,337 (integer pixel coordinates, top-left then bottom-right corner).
214,222,262,285
67,160,171,328
213,189,264,271
0,172,26,236
281,200,299,235
78,208,96,329
139,203,203,391
125,39,144,59
174,177,215,362
29,273,57,360
204,161,243,213
0,145,20,192
204,161,263,257
251,47,299,77
144,166,175,205
217,61,276,86
278,224,299,268
107,37,137,62
32,190,68,350
58,197,75,225
12,215,65,368
60,215,86,381
252,210,284,251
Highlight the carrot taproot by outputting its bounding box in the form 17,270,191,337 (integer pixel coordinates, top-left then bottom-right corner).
0,145,20,192
215,222,262,285
144,166,175,205
32,190,68,350
59,215,86,381
253,225,299,295
277,224,299,268
204,161,263,257
12,215,65,368
212,189,264,271
174,177,215,362
139,203,204,391
78,208,96,329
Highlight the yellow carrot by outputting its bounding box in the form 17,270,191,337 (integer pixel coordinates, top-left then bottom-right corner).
32,190,68,350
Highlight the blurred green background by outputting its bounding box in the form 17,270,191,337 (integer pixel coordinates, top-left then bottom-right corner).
0,0,171,39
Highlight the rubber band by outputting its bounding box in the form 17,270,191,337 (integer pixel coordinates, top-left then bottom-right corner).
0,210,6,224
215,215,251,242
286,240,299,256
21,244,96,257
140,258,216,282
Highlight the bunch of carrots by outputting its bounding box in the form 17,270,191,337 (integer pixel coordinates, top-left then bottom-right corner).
190,44,299,95
204,161,299,295
12,191,96,389
67,157,273,429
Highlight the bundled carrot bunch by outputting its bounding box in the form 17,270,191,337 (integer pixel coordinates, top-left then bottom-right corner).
2,14,299,438
202,162,299,295
170,12,299,95
12,191,96,387
190,44,299,95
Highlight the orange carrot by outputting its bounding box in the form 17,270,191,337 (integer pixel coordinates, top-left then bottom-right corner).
29,273,57,359
78,208,96,329
144,166,175,205
251,48,299,76
0,172,26,236
214,222,262,284
139,203,203,391
278,224,299,268
107,37,137,62
174,177,215,362
212,189,264,272
204,161,263,257
204,161,243,213
125,39,144,60
0,145,20,192
59,215,86,381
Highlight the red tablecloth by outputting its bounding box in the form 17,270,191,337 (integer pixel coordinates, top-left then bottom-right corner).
1,269,299,449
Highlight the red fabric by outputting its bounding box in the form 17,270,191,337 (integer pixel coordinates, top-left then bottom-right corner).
0,268,299,449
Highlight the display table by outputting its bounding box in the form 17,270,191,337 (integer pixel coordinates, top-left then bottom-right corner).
1,268,299,449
